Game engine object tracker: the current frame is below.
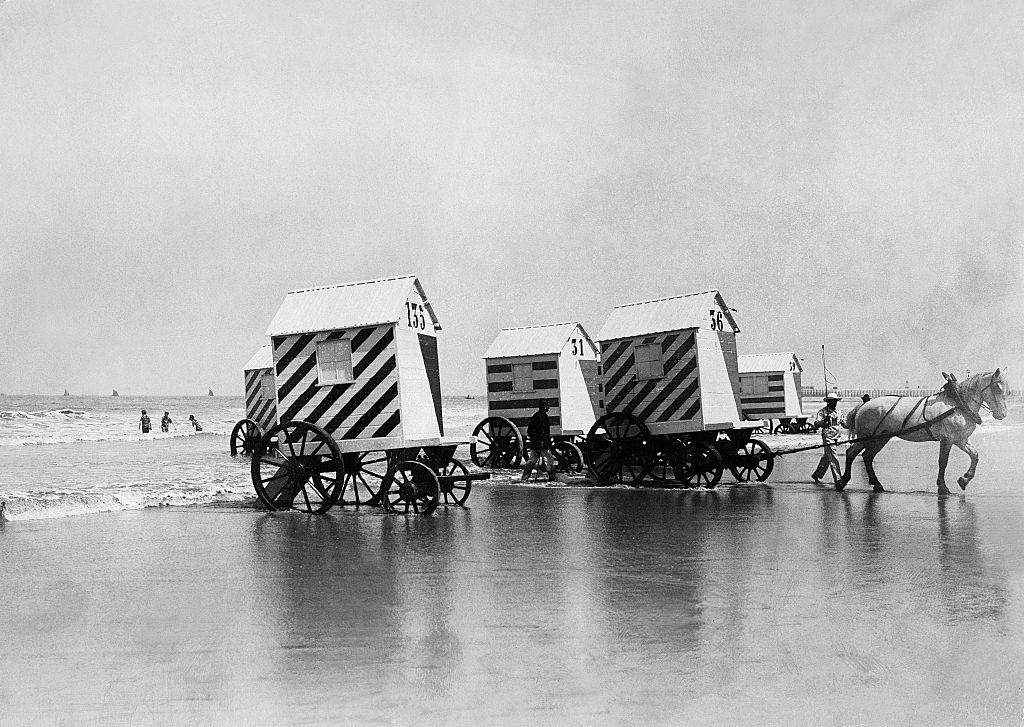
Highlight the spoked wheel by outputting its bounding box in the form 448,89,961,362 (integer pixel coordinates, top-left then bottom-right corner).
585,412,653,486
646,440,679,485
340,450,389,508
251,421,344,513
381,461,440,516
674,441,724,489
230,418,263,456
470,416,524,468
437,458,472,506
728,439,774,482
551,441,584,475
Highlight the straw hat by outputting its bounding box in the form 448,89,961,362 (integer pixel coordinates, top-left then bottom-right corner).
823,391,842,401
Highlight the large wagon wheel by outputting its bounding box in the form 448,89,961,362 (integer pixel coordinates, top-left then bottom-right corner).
437,458,472,506
340,450,389,508
230,418,263,456
251,421,344,514
380,460,440,516
551,441,584,475
674,441,724,489
585,413,653,487
728,439,774,482
470,416,524,468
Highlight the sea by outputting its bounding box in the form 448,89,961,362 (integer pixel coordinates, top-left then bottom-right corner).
0,394,1021,522
0,395,489,521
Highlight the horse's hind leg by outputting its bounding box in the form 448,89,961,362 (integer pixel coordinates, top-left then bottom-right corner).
954,440,979,491
936,439,952,496
839,441,866,489
862,439,889,493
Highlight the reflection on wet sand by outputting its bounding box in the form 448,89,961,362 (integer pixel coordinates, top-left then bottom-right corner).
245,466,1024,724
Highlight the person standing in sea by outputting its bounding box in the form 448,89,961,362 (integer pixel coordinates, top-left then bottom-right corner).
161,411,173,433
139,410,151,434
811,392,845,484
522,400,558,482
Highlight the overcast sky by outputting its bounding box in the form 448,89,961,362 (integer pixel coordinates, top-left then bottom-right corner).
1,0,1021,395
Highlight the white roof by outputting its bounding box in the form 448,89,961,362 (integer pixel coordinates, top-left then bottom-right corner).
265,274,440,337
738,353,802,374
483,322,596,359
243,345,273,372
596,290,739,342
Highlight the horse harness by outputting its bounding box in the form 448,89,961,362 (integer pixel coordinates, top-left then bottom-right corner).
776,376,988,458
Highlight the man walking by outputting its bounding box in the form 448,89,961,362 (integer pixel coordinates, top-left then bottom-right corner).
522,400,558,482
811,392,845,484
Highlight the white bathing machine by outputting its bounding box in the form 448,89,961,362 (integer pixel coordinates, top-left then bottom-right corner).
471,322,600,472
586,290,771,488
738,352,807,432
234,274,485,516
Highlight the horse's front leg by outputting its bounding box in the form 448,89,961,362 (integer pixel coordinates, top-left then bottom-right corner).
936,439,952,496
954,440,979,491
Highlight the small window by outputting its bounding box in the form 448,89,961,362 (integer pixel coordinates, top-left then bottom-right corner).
260,371,275,400
635,343,663,380
742,374,768,394
317,339,353,385
512,363,533,393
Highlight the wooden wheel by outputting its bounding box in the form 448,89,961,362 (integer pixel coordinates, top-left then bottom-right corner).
470,416,524,468
250,421,344,514
340,450,388,508
674,441,724,489
437,458,472,506
646,439,679,485
230,418,263,456
551,441,584,475
585,413,653,486
728,439,774,482
381,461,439,516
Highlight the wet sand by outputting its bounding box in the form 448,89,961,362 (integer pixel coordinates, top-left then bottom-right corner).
1,431,1023,725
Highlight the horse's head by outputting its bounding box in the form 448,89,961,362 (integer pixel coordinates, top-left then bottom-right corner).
981,369,1009,420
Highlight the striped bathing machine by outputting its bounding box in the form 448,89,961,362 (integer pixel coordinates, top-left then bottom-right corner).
231,274,487,517
229,345,279,456
737,352,809,433
471,322,600,473
585,290,774,488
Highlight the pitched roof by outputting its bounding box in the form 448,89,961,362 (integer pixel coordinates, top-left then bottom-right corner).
738,352,802,374
243,344,273,372
265,274,440,337
596,290,739,342
483,322,596,359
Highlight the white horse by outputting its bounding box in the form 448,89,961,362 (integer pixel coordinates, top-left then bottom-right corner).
838,369,1009,495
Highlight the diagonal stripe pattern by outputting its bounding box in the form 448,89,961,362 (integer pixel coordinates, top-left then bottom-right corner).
274,324,401,439
600,332,701,425
244,368,278,432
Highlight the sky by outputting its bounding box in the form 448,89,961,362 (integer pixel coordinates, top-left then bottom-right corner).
1,0,1022,395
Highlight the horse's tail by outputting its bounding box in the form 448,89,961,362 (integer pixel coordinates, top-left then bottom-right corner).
845,403,863,433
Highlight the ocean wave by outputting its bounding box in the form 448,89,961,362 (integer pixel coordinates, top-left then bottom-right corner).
0,430,226,447
0,408,88,419
1,479,255,522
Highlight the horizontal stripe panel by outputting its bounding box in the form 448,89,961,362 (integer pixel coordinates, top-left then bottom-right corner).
487,364,512,374
487,381,513,392
740,395,786,404
534,379,559,390
531,361,557,371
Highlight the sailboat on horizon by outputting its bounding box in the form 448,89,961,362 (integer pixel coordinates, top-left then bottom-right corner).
112,389,119,397
63,389,69,396
208,389,214,397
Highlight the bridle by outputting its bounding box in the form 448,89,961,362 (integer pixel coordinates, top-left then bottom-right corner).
955,375,1000,424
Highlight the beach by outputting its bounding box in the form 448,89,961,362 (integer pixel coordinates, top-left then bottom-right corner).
0,398,1022,724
